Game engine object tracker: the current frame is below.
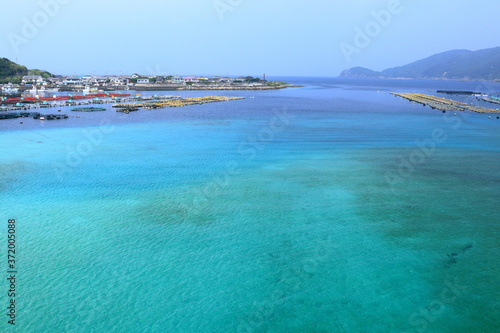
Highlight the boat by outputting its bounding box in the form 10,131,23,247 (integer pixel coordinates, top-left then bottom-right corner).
1,83,19,95
29,86,43,96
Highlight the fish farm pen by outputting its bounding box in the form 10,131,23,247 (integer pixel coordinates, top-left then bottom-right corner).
392,92,500,113
71,107,107,112
0,111,69,120
112,96,245,109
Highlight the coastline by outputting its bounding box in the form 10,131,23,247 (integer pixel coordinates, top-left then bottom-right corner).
135,84,301,91
56,84,301,92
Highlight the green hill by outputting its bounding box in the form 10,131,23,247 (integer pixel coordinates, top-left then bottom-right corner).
0,58,53,84
339,47,500,81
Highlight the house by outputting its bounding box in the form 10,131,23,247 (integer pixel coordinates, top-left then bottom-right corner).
137,78,150,84
183,77,199,83
210,76,233,83
172,76,184,84
109,77,129,85
22,75,44,85
62,76,83,85
46,77,63,85
81,75,93,83
88,76,109,86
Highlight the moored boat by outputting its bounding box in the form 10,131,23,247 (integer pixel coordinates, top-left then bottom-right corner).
1,83,19,95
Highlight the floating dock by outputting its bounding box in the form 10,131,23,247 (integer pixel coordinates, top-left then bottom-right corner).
71,107,107,112
113,96,245,109
392,92,500,113
437,90,481,95
0,92,131,105
477,95,500,105
0,111,69,120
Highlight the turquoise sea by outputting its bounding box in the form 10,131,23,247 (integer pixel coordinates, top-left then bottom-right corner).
1,78,499,332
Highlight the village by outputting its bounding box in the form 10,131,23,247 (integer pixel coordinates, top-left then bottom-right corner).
1,73,291,94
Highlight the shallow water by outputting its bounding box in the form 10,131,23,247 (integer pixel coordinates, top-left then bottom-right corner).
1,78,499,332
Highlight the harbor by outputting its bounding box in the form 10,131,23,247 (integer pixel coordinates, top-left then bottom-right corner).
0,93,245,121
0,93,181,112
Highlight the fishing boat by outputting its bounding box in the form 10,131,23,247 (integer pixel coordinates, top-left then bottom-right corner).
1,83,19,95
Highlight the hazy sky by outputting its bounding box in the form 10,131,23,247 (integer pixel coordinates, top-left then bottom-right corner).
1,0,499,77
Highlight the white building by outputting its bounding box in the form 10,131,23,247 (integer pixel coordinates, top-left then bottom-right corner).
109,77,129,85
62,76,83,85
22,75,44,85
172,76,184,84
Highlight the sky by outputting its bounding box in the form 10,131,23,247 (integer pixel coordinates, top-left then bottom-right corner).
1,0,500,77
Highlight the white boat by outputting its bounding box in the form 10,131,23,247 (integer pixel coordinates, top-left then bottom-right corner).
1,83,19,94
82,86,96,94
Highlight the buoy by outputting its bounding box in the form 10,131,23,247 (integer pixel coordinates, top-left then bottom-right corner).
20,121,23,124
454,113,457,116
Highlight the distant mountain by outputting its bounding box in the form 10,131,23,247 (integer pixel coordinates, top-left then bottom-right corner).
339,47,500,81
0,58,53,84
